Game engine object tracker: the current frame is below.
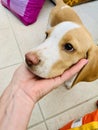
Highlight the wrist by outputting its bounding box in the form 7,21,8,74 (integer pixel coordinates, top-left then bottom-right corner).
0,87,35,130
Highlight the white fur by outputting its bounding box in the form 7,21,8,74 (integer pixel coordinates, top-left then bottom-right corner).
31,22,80,78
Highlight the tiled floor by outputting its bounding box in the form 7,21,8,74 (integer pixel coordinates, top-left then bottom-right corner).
0,0,98,130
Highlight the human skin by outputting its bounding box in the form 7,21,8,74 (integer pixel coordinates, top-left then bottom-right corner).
0,59,88,130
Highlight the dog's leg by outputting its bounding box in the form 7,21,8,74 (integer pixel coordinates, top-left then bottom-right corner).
50,0,83,27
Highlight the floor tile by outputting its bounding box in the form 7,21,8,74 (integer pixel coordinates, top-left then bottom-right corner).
46,96,98,130
28,103,43,127
28,123,47,130
0,28,22,68
0,4,10,29
39,80,98,119
6,1,53,57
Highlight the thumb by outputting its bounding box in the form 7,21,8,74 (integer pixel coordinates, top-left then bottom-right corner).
52,59,88,87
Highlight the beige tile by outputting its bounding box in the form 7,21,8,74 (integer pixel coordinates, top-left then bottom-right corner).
46,96,98,130
0,65,44,126
0,4,10,29
28,123,47,130
6,1,53,57
39,80,98,119
0,28,22,68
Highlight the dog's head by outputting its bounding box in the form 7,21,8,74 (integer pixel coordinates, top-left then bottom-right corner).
25,22,94,79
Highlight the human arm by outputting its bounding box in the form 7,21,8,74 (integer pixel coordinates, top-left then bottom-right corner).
0,59,88,130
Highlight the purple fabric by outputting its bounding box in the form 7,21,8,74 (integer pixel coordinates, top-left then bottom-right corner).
7,0,10,7
1,0,45,25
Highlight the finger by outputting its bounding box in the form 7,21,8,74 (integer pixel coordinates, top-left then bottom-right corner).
49,59,88,86
30,59,88,102
61,59,88,81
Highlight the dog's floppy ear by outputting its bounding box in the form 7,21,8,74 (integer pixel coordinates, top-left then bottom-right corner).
72,45,98,86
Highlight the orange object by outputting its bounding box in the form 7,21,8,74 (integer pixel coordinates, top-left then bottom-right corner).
59,110,98,130
63,0,94,6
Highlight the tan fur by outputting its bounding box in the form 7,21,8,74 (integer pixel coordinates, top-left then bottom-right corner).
50,0,83,26
25,0,98,87
73,46,98,86
48,60,66,78
49,0,98,86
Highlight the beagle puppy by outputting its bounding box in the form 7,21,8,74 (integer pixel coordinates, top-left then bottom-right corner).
25,0,98,88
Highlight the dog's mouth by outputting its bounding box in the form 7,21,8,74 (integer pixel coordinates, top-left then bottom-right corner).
25,59,81,79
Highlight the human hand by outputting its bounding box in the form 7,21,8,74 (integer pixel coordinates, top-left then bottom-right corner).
0,59,88,130
9,59,88,104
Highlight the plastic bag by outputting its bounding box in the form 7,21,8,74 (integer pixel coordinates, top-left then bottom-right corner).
1,0,45,25
60,110,98,130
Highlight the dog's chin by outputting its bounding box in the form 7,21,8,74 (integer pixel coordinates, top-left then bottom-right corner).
26,65,49,78
26,61,80,79
31,71,59,79
31,70,64,79
26,65,63,79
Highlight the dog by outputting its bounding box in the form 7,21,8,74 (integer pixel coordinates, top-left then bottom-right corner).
25,0,98,88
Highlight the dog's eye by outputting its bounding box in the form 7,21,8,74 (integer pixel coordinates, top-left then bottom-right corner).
45,32,48,39
63,43,74,52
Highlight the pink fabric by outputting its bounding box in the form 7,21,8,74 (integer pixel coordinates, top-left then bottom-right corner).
7,0,10,7
1,0,45,25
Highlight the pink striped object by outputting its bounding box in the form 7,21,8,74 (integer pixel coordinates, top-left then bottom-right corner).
1,0,45,25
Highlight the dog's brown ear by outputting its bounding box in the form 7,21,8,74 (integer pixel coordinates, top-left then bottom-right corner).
72,45,98,86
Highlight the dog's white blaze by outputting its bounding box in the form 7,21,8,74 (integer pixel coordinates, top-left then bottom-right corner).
32,22,80,77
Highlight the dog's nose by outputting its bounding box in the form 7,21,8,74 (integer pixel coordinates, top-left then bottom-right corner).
25,52,40,66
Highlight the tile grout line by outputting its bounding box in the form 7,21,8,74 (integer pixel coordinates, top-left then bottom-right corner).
27,95,98,129
28,120,44,129
5,10,24,62
27,102,49,130
27,102,50,129
38,102,49,130
44,94,98,121
0,62,23,70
